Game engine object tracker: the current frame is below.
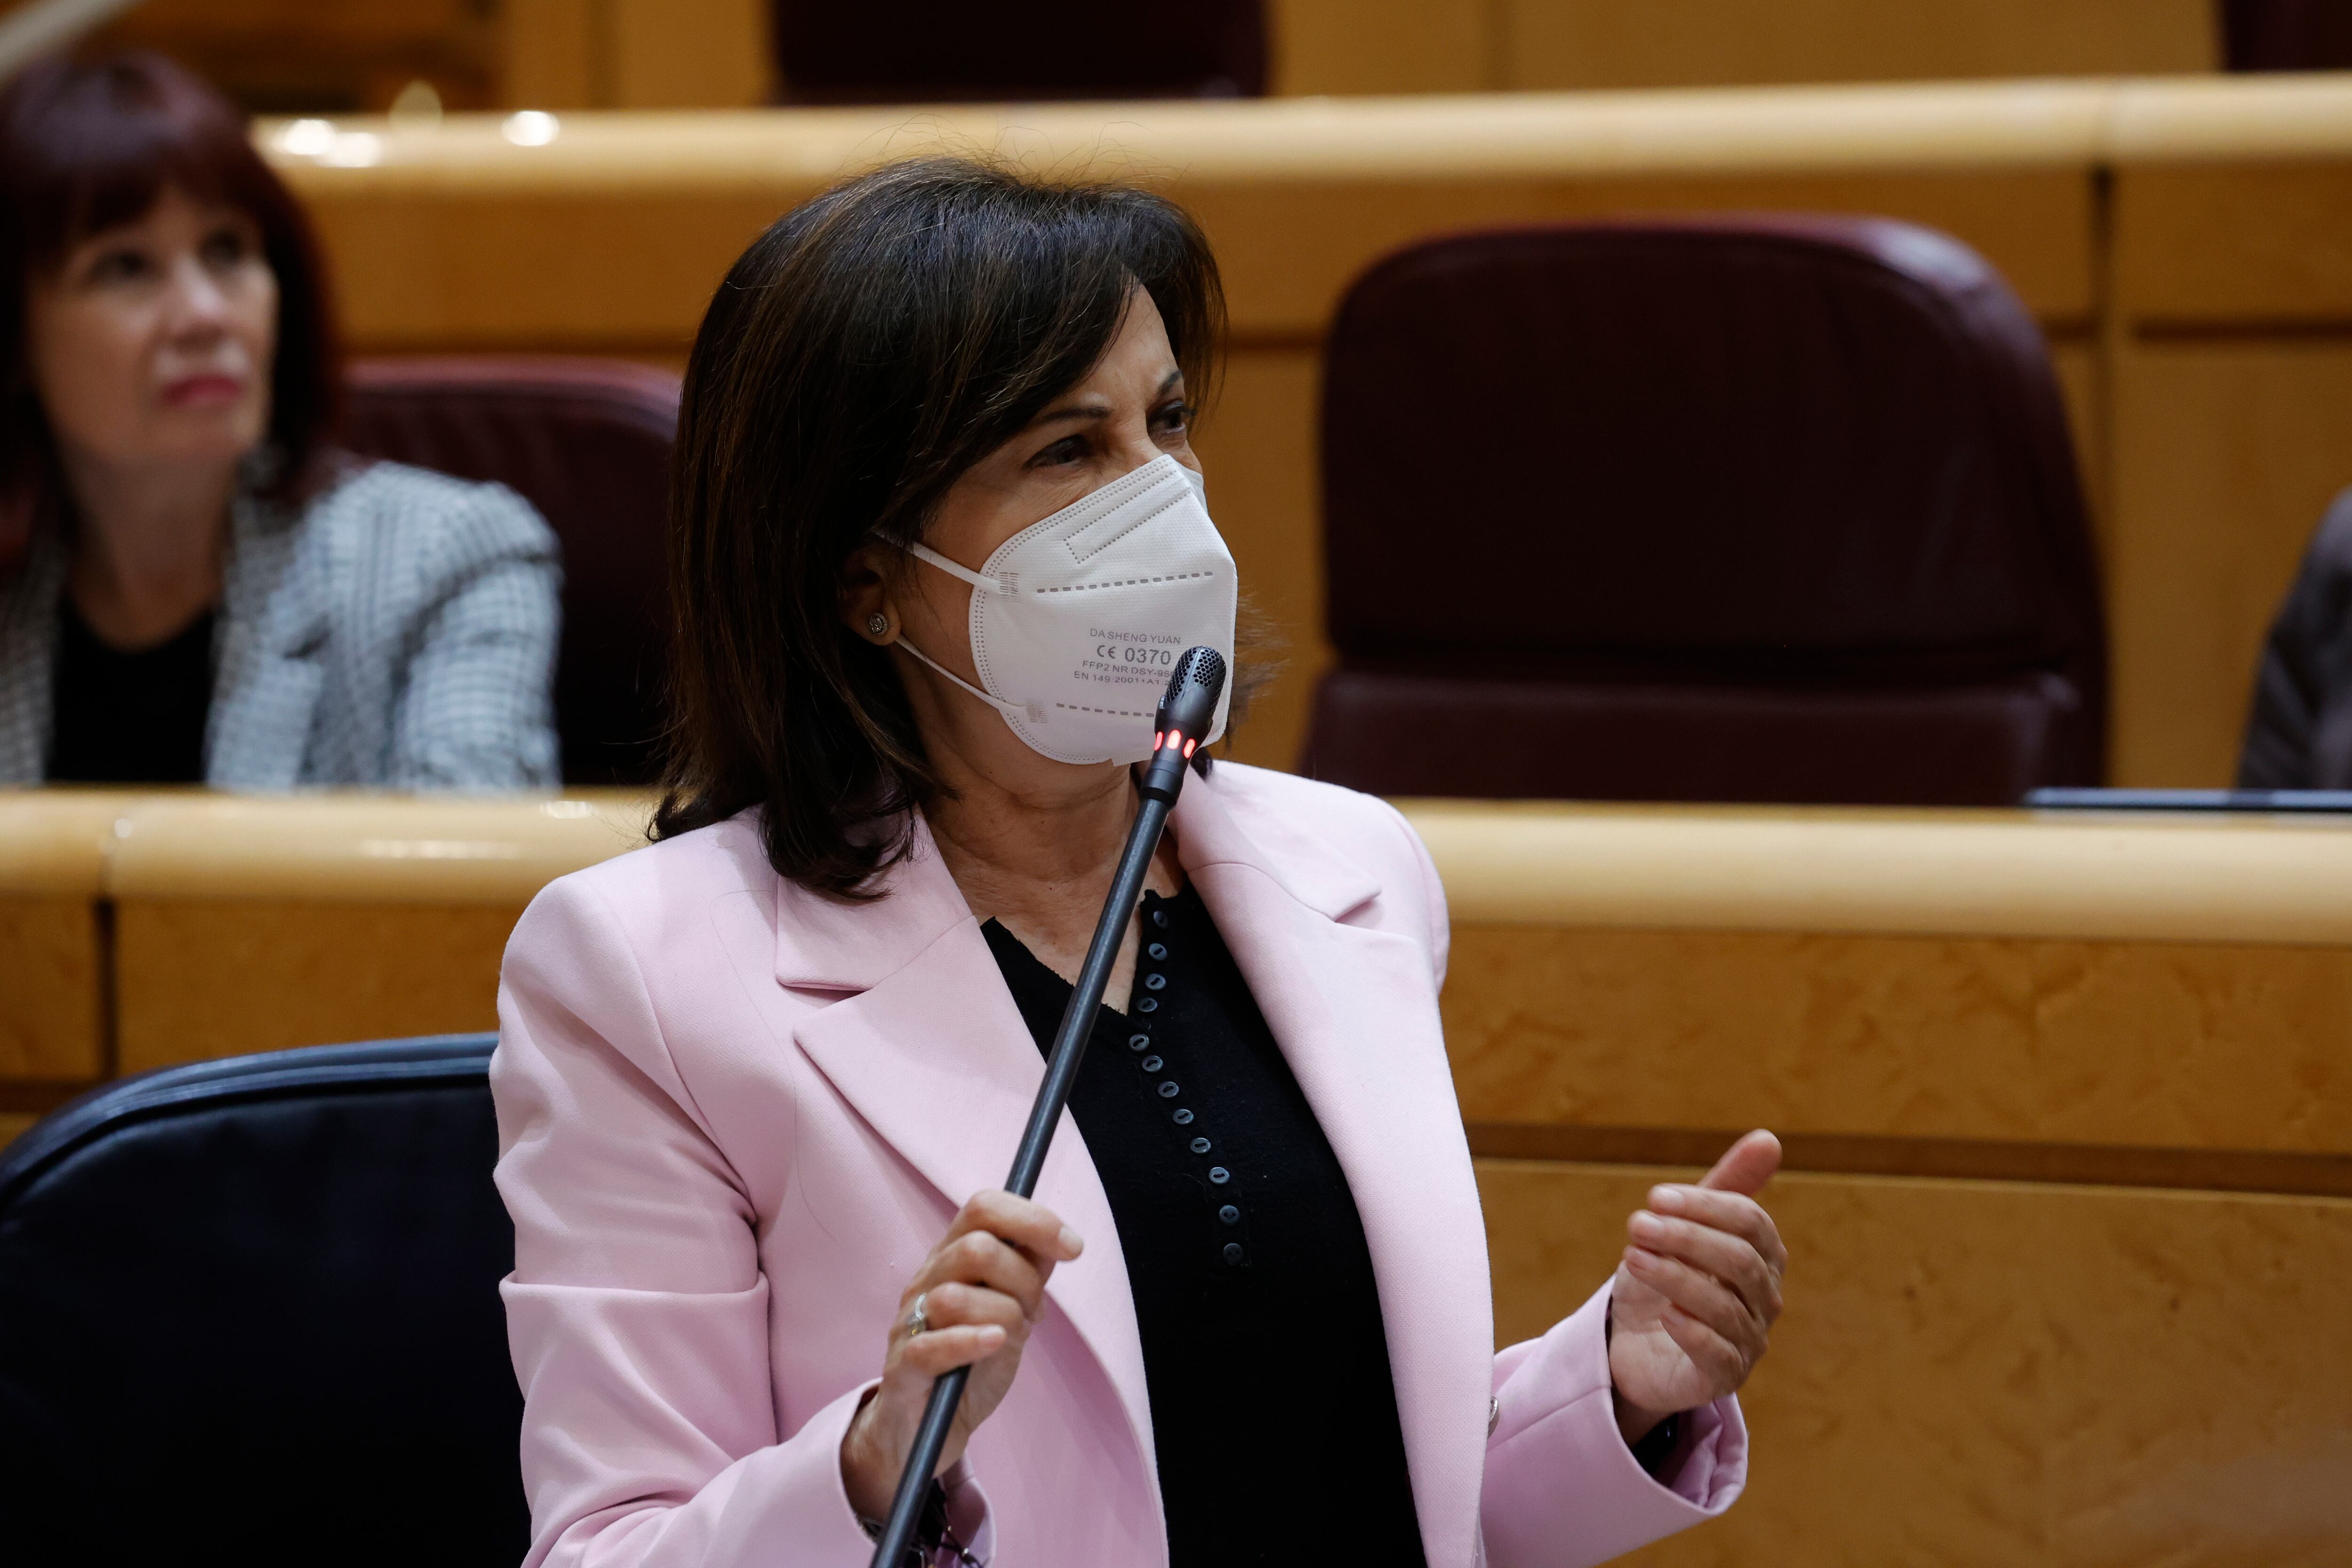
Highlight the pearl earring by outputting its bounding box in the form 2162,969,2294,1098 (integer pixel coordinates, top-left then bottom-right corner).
866,613,890,639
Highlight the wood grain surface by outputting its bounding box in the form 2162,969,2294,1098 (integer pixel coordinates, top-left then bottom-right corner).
2108,340,2352,785
1443,925,2352,1155
1398,800,2352,944
0,897,102,1082
1481,1160,2352,1567
112,903,523,1072
1505,0,2213,92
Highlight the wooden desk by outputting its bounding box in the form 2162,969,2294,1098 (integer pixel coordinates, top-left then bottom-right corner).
2,790,2344,1561
1397,798,2352,1565
101,791,653,1073
0,792,135,1096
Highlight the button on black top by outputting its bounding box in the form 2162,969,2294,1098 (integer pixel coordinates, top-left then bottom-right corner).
984,886,1426,1567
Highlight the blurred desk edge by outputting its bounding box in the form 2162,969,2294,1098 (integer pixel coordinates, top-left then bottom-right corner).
8,791,2352,947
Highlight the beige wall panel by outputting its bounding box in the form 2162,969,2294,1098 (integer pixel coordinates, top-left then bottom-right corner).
1191,349,1329,773
1508,0,2215,92
2047,337,2103,532
502,0,601,109
0,897,101,1082
1270,0,1490,96
302,169,2090,354
1480,1161,2352,1566
1444,926,2352,1153
2108,343,2352,786
302,189,792,353
114,903,523,1073
1185,167,2091,338
611,0,773,109
2117,163,2352,323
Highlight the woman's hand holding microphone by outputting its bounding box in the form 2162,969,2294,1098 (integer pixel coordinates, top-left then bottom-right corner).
1606,1129,1788,1446
839,1190,1083,1520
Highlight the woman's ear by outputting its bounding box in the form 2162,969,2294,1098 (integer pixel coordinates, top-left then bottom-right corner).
839,542,898,645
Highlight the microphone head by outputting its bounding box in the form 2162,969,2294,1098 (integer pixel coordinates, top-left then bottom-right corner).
1154,646,1227,750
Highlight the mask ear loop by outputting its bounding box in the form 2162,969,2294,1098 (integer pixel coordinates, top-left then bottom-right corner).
894,633,1030,722
892,542,1034,722
906,542,997,592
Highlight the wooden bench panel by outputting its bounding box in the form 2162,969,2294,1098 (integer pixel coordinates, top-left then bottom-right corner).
1481,1160,2352,1567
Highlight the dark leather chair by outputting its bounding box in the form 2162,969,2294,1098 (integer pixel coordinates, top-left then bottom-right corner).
0,1035,524,1567
1304,216,2107,805
344,356,680,787
771,0,1266,103
2225,0,2352,70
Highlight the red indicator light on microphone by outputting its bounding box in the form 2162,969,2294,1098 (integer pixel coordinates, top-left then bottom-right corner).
1182,739,1198,758
1153,731,1164,751
1161,728,1184,756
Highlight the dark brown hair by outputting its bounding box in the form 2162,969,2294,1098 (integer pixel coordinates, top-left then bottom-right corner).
0,51,343,569
655,156,1229,897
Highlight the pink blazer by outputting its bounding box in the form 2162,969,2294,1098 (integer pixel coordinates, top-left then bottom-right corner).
493,762,1746,1567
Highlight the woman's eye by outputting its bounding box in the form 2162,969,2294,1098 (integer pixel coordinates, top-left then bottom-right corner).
1029,435,1086,468
1152,401,1193,435
199,229,251,268
86,248,150,283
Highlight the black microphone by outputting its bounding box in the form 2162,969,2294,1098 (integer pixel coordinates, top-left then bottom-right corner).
868,647,1228,1568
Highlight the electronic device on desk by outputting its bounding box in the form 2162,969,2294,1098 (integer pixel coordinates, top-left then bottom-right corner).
2027,788,2352,814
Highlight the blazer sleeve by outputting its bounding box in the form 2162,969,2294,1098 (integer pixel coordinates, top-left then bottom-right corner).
386,479,563,790
1361,799,1750,1560
1371,796,1451,990
493,873,990,1568
1481,1283,1747,1568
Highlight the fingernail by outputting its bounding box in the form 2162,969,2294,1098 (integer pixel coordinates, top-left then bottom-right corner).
1625,1246,1656,1269
1058,1226,1084,1255
1629,1212,1665,1241
977,1325,1006,1349
1651,1186,1685,1213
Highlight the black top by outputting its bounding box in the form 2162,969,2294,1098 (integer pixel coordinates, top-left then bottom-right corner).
983,885,1429,1568
47,599,215,785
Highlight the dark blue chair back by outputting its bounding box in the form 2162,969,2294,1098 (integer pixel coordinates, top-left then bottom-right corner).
0,1035,525,1566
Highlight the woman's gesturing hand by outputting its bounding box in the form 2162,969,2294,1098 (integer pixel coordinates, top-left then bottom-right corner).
840,1190,1084,1520
1607,1130,1786,1446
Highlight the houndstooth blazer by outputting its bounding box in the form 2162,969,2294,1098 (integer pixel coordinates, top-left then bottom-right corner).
0,460,562,789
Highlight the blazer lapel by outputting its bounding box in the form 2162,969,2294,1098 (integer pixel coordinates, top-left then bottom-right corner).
206,493,326,788
1174,774,1494,1568
782,819,1160,1495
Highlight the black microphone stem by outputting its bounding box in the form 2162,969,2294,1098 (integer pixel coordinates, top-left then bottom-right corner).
868,648,1226,1568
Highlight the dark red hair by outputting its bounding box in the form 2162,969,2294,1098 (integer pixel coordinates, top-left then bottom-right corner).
0,51,342,569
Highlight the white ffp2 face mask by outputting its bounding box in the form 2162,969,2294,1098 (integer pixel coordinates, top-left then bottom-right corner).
897,454,1237,765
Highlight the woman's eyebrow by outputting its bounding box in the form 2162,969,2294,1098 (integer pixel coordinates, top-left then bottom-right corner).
1031,399,1112,428
1029,369,1185,429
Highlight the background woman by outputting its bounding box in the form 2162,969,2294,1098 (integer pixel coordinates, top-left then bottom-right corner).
495,158,1785,1567
0,52,559,788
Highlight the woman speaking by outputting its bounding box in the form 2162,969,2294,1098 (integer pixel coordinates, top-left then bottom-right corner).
494,159,1786,1568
